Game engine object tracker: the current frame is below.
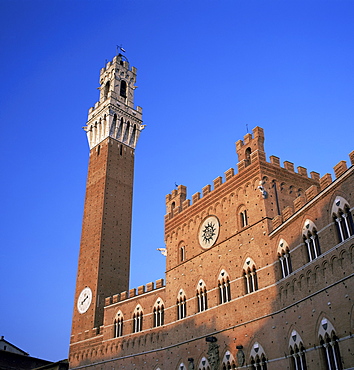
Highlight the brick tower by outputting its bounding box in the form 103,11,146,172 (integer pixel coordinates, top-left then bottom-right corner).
70,54,143,341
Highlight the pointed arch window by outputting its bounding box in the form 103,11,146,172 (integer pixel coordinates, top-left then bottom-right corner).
302,220,321,262
198,356,211,370
218,270,231,304
132,305,143,333
250,343,267,370
332,197,353,243
319,318,342,370
120,80,127,98
289,330,307,370
243,258,258,294
240,209,248,228
113,311,123,338
278,239,292,279
153,298,164,327
222,350,236,369
180,245,185,262
177,290,187,320
196,280,208,312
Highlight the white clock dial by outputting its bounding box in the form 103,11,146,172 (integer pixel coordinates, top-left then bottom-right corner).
198,216,220,249
77,287,92,314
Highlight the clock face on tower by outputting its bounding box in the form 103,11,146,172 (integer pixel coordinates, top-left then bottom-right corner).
198,216,220,249
77,287,92,314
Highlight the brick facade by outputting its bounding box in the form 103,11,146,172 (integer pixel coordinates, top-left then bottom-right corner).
69,56,354,370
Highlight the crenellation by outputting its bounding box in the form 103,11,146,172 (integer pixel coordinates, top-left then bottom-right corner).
155,278,164,289
349,150,354,165
202,185,211,197
293,195,306,212
284,161,294,173
270,155,280,166
71,57,354,370
297,166,308,177
213,176,223,188
320,173,332,190
282,205,294,221
182,199,190,210
305,184,319,201
333,160,347,178
112,294,119,304
250,149,266,162
120,291,128,301
165,185,187,216
310,171,320,182
192,192,201,204
272,214,283,229
243,133,252,144
224,168,234,181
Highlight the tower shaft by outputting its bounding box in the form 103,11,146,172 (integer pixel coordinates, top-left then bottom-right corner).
70,54,143,339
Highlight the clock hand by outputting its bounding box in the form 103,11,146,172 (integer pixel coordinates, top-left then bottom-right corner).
81,295,89,305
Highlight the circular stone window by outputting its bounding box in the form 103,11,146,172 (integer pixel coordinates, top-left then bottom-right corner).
198,216,220,249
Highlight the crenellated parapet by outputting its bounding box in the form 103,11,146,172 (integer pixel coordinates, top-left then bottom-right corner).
271,152,354,230
236,126,266,171
104,279,165,307
83,54,144,150
165,126,327,221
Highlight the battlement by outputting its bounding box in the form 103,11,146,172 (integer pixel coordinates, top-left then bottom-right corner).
272,152,354,230
104,278,165,307
236,126,266,170
165,127,328,221
99,54,137,76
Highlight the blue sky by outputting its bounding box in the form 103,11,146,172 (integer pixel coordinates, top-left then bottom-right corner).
1,0,353,362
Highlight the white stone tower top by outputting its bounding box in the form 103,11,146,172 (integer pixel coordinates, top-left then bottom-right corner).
84,54,144,149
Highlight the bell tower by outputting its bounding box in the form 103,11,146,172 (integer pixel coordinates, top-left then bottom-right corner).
70,54,143,340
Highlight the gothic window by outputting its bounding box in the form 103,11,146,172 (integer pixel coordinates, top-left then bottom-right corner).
250,343,267,370
302,220,321,262
222,350,236,369
250,354,267,370
245,147,251,166
319,318,342,370
332,197,353,243
198,356,211,370
177,290,187,320
132,305,143,333
196,280,208,312
239,207,248,228
277,239,292,279
113,311,123,338
180,245,185,262
153,298,164,327
218,270,231,304
289,330,307,370
104,81,110,99
243,258,258,294
120,80,127,98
